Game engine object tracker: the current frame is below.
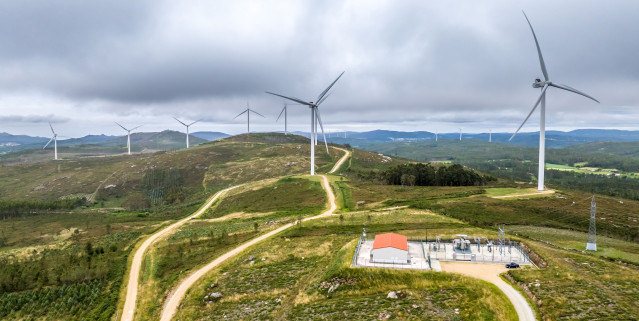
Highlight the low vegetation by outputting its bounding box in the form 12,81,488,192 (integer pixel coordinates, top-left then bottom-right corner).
174,209,517,320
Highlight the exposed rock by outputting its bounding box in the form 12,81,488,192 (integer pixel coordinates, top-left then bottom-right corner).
378,312,391,319
104,184,117,189
387,291,398,299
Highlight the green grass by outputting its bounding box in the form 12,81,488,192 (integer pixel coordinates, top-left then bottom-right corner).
546,163,576,170
508,241,639,319
174,209,517,320
203,177,325,219
508,225,639,265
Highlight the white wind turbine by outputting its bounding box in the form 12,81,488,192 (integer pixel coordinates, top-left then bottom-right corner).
173,117,201,148
115,122,142,155
234,103,265,135
266,71,344,175
43,122,59,160
276,103,300,135
510,11,599,191
435,129,438,142
458,128,462,141
489,129,492,143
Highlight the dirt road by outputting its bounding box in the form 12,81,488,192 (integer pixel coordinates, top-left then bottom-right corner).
329,147,350,173
492,190,555,199
120,185,239,321
440,262,536,321
159,148,347,321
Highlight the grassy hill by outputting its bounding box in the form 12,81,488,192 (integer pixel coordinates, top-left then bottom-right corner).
0,130,208,162
2,132,639,320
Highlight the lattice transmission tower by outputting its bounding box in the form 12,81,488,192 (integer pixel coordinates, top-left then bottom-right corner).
586,195,597,251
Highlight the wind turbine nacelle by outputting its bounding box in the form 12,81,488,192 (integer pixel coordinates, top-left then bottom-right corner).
532,78,544,88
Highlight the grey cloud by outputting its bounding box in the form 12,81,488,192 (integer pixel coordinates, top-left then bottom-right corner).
0,0,638,137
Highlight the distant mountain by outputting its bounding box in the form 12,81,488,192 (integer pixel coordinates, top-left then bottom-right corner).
0,132,48,145
190,131,230,141
0,130,209,158
322,129,639,148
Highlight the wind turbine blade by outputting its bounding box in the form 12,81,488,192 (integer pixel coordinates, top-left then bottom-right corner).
316,71,345,103
316,109,330,154
131,125,143,131
265,92,311,106
188,119,202,126
509,84,549,141
48,122,56,135
250,110,266,118
43,137,54,149
549,83,600,103
276,106,286,122
233,110,248,119
114,121,128,131
522,11,549,81
173,117,187,126
317,92,332,106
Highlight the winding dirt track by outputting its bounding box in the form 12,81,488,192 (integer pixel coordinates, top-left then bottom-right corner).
120,185,239,321
440,262,536,321
158,148,348,321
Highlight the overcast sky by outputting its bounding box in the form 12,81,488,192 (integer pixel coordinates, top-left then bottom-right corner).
0,0,638,137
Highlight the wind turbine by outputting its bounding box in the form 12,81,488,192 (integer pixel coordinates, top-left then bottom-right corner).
43,122,59,160
266,71,344,175
509,11,599,191
435,129,438,142
458,128,462,141
276,103,299,135
489,129,492,143
234,103,265,135
115,122,142,155
173,117,201,148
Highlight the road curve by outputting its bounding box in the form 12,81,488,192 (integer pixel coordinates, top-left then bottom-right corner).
440,262,536,321
159,148,348,321
159,175,337,321
120,185,239,321
329,146,350,174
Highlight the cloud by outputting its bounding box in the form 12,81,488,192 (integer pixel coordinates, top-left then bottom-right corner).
0,0,638,137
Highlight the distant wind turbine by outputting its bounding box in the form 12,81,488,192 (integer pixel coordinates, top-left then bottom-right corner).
509,11,599,191
459,128,462,141
489,129,492,143
115,122,142,155
266,71,345,175
276,103,300,135
435,129,438,142
43,122,59,160
174,117,201,148
234,103,265,135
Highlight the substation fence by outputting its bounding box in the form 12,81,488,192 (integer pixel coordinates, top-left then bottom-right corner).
353,236,363,267
425,240,530,264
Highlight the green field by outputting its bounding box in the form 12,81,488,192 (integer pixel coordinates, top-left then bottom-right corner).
2,133,639,320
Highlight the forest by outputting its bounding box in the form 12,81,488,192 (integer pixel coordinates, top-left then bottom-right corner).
359,163,493,186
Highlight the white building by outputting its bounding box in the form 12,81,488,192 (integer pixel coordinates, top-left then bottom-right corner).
370,233,410,264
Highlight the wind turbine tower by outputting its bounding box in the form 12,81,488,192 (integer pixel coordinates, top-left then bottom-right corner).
586,195,597,251
509,11,599,191
459,128,462,141
234,103,265,135
489,129,492,143
115,122,142,155
43,122,59,160
266,71,344,175
435,130,438,142
173,118,201,148
276,103,294,135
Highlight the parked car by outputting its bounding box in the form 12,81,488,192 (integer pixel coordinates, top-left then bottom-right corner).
506,262,520,268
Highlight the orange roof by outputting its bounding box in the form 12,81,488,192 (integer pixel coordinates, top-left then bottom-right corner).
372,233,408,251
